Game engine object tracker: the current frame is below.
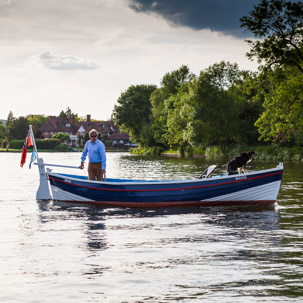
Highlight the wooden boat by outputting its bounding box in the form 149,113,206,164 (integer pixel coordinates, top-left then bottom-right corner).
28,126,283,208
35,160,283,208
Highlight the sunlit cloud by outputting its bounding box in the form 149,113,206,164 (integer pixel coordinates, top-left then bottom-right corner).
33,51,100,70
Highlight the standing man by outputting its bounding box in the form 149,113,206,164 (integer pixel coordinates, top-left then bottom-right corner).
79,129,106,181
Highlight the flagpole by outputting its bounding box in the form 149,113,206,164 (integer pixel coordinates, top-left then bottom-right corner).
29,125,39,159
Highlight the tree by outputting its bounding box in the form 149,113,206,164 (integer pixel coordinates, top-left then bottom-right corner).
26,114,49,138
160,65,195,95
51,132,71,144
240,0,303,73
6,111,15,125
229,71,264,145
162,91,193,155
0,124,5,140
254,67,303,145
184,62,244,152
59,107,78,123
27,114,49,128
113,84,157,146
6,116,29,141
150,66,195,148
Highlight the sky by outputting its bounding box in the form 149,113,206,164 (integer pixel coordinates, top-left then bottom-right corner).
0,0,260,121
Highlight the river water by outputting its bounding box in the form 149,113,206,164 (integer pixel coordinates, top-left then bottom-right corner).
1,152,303,302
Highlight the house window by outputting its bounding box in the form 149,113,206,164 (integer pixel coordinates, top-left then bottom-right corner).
66,123,70,127
44,131,48,136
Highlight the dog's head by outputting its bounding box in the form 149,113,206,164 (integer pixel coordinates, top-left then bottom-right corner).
247,151,257,160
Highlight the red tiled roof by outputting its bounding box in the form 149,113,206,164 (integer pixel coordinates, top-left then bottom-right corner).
75,121,115,134
40,116,126,138
40,117,77,132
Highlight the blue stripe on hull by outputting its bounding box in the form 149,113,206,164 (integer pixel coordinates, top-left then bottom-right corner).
48,169,283,203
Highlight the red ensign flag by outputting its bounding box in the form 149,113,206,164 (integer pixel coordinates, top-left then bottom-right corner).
20,131,32,167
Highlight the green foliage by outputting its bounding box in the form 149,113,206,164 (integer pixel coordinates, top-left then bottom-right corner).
240,0,303,74
184,61,244,152
54,143,69,152
36,139,61,149
59,107,78,124
6,115,29,141
113,84,157,147
6,111,14,125
26,114,49,128
205,146,224,159
161,65,195,95
226,145,303,161
130,146,165,156
1,140,7,148
254,68,303,145
114,62,265,154
8,140,28,149
150,65,195,149
163,92,191,149
4,112,50,141
193,146,205,155
51,132,71,143
8,139,61,149
294,129,303,147
0,124,5,140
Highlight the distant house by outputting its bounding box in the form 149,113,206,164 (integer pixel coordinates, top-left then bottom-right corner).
39,114,133,149
108,132,137,150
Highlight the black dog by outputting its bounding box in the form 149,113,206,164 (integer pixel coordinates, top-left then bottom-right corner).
226,151,257,175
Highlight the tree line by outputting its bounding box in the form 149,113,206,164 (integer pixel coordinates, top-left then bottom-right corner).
113,0,303,155
0,107,78,145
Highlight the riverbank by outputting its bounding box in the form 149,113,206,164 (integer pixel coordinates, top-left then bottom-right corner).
3,145,303,161
132,145,303,161
0,148,129,153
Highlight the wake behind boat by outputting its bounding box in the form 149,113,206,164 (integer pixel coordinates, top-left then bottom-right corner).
26,126,284,208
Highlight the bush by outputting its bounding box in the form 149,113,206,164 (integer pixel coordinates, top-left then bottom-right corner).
291,147,303,161
184,145,194,157
205,146,224,159
8,140,28,149
193,146,205,155
8,138,61,149
149,146,165,156
130,146,165,156
36,139,61,149
294,129,303,147
54,143,69,152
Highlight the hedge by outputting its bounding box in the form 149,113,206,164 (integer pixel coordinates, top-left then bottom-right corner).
8,139,61,149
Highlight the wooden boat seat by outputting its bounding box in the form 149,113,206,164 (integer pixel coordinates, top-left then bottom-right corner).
198,165,218,179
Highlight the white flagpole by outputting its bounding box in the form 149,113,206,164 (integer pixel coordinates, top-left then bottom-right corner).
29,125,39,159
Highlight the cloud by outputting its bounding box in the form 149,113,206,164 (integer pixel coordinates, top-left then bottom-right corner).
33,51,100,70
127,0,259,37
0,0,14,6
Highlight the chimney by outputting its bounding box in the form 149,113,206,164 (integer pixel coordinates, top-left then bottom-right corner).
87,114,91,122
50,116,56,126
69,116,73,124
